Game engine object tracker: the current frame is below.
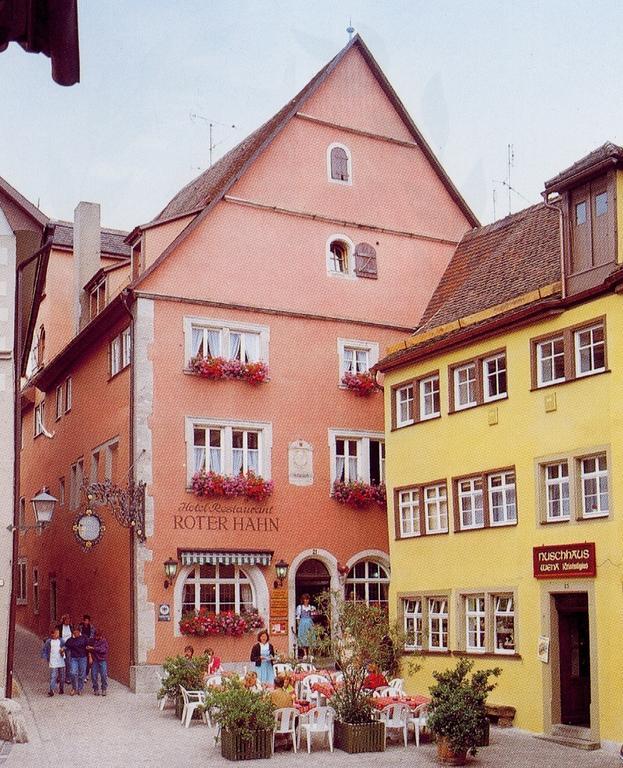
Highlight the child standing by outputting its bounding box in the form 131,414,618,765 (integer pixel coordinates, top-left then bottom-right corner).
88,630,109,696
41,627,66,696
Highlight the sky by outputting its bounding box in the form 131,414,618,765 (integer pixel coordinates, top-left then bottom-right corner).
0,0,622,232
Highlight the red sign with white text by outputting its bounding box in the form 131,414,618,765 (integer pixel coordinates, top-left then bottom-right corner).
533,543,596,579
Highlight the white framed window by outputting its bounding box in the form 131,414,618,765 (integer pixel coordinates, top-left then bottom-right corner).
89,278,107,320
580,454,608,517
396,384,414,427
398,489,420,537
458,478,484,529
428,598,448,651
34,401,45,437
32,567,39,615
187,418,272,482
328,429,384,487
181,564,256,615
345,560,389,608
466,595,486,652
17,558,27,605
326,235,355,277
327,143,352,185
64,377,72,413
70,458,84,510
122,327,132,368
420,374,441,419
545,461,570,521
338,338,379,382
110,328,131,376
403,598,423,650
424,484,448,534
536,336,565,386
483,354,507,402
494,595,515,654
184,317,269,367
454,363,477,410
55,385,63,420
575,324,605,377
488,472,516,525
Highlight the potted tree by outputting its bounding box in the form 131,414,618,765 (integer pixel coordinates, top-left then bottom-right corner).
426,658,501,765
157,655,206,719
203,676,275,760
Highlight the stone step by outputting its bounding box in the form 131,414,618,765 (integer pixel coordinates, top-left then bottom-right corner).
535,734,600,751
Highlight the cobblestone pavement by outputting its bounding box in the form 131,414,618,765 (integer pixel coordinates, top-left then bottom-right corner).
7,626,622,767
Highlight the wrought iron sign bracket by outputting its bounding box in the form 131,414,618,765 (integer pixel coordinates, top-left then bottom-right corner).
86,480,147,543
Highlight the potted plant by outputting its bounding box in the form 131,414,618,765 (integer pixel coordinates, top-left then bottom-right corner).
157,655,206,720
203,676,275,760
426,658,501,765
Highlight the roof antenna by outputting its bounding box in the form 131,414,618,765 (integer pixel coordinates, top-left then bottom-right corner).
346,19,355,41
190,114,236,167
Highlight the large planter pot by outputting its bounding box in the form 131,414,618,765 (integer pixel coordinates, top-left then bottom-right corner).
220,729,273,761
334,721,386,753
436,736,468,766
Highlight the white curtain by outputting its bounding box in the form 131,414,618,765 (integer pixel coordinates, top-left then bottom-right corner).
191,328,203,357
209,447,222,473
244,333,260,362
207,330,220,357
232,448,244,475
335,456,345,482
229,333,241,360
193,447,206,473
348,456,358,480
248,449,259,474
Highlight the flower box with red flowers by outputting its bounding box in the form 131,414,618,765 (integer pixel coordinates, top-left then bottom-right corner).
189,355,269,384
332,480,387,509
341,371,380,396
191,470,274,501
179,608,265,637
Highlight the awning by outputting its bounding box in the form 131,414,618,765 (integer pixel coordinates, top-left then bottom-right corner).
180,550,273,567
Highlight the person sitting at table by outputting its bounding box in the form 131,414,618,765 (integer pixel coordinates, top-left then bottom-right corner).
183,645,194,660
201,647,221,675
363,662,388,691
243,670,263,692
282,671,295,695
270,675,293,708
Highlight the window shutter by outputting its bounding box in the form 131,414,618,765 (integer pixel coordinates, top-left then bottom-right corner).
330,147,349,181
354,242,378,279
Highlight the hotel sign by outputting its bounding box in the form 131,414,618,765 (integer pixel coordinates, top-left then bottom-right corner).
533,543,596,579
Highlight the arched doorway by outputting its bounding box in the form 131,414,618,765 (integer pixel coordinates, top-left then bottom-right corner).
294,558,331,657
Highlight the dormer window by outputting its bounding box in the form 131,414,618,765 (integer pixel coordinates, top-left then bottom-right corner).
327,143,352,185
89,278,107,320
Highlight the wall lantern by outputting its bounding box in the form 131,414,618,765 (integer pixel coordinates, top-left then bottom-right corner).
274,559,289,588
7,488,57,533
164,557,178,589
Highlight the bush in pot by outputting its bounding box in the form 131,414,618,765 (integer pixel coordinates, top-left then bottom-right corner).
157,655,206,718
426,658,501,765
203,676,275,760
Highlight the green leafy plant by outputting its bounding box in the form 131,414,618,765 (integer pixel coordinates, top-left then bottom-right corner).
426,658,501,758
202,676,275,742
157,655,206,700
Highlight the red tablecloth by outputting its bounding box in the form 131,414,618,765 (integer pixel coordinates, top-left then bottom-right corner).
372,694,429,711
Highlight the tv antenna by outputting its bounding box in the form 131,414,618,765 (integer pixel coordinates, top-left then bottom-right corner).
189,114,237,167
346,19,355,40
506,143,514,214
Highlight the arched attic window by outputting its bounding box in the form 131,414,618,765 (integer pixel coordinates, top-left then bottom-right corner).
328,144,351,183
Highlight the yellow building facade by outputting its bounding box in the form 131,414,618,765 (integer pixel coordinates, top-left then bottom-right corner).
378,144,623,747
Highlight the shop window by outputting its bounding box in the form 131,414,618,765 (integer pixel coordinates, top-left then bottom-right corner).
329,430,384,488
344,560,389,608
184,317,269,368
392,371,440,429
449,350,507,412
17,559,27,605
181,565,255,615
453,468,517,531
531,318,607,388
494,596,515,654
538,450,609,523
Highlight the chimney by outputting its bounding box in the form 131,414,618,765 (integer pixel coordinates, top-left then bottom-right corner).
73,201,101,333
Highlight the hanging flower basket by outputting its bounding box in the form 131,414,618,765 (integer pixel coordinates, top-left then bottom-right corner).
191,471,274,501
180,608,265,638
190,356,269,384
332,480,386,508
341,371,380,396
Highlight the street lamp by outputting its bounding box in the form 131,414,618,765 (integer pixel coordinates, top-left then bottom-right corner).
163,557,178,589
274,559,289,588
6,488,57,532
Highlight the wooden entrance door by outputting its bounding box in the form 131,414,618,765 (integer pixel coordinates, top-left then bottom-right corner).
556,593,590,726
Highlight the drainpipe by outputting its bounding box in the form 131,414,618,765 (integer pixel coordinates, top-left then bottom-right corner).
541,191,566,300
7,239,51,698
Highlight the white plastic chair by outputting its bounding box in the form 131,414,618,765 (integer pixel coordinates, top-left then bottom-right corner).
155,670,174,711
301,674,329,703
332,671,344,685
204,675,223,688
179,685,207,728
380,703,411,747
408,703,428,747
273,707,299,753
274,663,294,676
294,662,316,673
298,706,335,753
388,678,405,695
372,685,398,698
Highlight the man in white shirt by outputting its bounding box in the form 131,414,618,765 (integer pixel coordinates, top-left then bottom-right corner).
41,627,66,696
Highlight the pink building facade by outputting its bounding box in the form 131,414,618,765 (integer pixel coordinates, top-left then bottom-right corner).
17,36,475,689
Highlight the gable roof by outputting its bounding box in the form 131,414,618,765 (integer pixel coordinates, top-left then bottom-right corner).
133,34,478,289
50,220,130,258
0,174,48,228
